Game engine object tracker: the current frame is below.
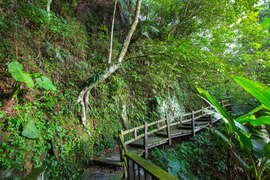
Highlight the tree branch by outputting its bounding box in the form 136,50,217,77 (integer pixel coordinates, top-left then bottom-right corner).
77,0,143,135
108,0,118,64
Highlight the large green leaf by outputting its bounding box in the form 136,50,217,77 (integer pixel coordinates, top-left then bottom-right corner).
236,114,255,124
252,138,269,158
8,61,34,88
22,120,40,139
250,116,270,126
264,142,270,158
262,18,270,29
236,105,264,123
36,76,57,91
237,129,252,150
232,151,250,170
234,77,270,110
212,129,232,147
197,87,235,128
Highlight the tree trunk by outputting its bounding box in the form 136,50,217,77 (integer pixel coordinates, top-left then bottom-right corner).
47,0,52,12
77,0,143,135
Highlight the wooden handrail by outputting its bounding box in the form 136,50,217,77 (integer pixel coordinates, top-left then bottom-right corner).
119,98,232,179
125,152,179,180
121,99,231,146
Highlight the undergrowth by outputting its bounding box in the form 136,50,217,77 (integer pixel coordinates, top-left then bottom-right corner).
150,129,235,180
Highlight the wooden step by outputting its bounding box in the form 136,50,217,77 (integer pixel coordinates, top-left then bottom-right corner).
182,121,209,126
197,117,211,121
93,146,144,166
156,129,192,138
129,135,168,149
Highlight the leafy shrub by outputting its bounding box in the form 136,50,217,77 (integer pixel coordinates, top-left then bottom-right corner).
8,61,56,91
198,77,270,180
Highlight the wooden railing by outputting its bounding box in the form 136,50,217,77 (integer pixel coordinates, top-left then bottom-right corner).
119,98,232,179
125,152,179,180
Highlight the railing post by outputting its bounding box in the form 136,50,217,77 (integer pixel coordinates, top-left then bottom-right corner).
192,111,195,136
144,122,148,159
119,130,128,178
166,115,172,146
227,98,232,112
134,128,137,139
209,106,213,125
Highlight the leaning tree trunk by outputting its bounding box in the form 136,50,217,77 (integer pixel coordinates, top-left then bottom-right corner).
77,0,143,135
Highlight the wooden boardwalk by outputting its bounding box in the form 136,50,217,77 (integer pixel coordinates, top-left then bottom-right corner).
95,99,231,167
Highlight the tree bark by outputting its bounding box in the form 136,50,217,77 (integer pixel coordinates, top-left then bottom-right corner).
77,0,143,134
108,0,118,64
47,0,52,12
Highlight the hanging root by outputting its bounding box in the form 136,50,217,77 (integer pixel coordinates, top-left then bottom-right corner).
77,87,92,136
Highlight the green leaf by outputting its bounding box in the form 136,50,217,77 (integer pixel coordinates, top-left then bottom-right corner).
212,129,232,147
22,120,39,139
262,18,270,29
36,76,57,91
197,87,235,128
8,61,34,88
31,72,43,78
150,26,160,33
237,130,252,150
232,151,250,170
234,120,250,134
236,114,255,123
234,77,270,110
250,116,270,126
252,138,268,156
236,105,264,123
264,142,270,158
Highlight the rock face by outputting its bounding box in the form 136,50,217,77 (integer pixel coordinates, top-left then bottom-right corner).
158,95,185,122
76,0,122,28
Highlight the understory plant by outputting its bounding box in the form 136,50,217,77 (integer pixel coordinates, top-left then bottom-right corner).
197,77,270,180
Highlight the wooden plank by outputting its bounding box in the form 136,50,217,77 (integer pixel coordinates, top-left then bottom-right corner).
125,134,145,145
148,119,166,127
130,136,168,148
182,118,192,123
157,129,192,137
148,138,168,148
144,122,148,159
170,121,182,127
182,121,209,126
148,125,167,136
194,109,202,114
125,152,179,180
182,112,192,117
192,111,195,136
123,124,144,135
166,117,172,146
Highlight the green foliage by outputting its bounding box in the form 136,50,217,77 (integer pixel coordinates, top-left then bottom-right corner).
36,76,57,91
8,61,56,91
8,61,34,88
234,76,270,110
22,120,40,139
198,77,270,180
150,131,228,179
